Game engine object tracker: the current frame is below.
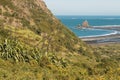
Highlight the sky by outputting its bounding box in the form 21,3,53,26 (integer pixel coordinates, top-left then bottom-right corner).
44,0,120,15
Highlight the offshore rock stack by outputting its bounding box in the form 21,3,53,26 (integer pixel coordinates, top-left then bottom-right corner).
82,20,89,27
76,20,90,29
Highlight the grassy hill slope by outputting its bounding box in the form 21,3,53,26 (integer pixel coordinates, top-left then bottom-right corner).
0,0,119,80
0,0,90,53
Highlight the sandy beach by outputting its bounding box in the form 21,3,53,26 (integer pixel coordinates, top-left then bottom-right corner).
81,26,120,44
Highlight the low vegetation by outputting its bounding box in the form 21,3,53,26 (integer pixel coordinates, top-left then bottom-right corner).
0,38,120,80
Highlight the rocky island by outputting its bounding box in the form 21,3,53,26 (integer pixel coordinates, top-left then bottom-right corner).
76,20,91,29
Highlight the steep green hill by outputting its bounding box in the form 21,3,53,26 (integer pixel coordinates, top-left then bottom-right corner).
0,0,119,80
0,0,90,53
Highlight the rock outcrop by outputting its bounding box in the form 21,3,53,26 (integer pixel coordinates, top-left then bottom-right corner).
82,20,89,27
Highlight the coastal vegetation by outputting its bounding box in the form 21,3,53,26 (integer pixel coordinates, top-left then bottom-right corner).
0,38,120,80
0,0,120,80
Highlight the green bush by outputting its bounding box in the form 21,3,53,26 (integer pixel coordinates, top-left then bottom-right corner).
0,27,11,38
0,9,2,15
21,18,30,27
3,12,11,17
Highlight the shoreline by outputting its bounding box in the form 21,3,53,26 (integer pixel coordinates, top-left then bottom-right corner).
81,26,120,44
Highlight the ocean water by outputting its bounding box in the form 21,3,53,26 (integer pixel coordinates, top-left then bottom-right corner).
56,16,120,38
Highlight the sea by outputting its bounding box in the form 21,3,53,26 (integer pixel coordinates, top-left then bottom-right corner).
56,16,120,38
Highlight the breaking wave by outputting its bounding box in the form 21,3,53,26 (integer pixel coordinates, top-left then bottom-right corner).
93,25,120,27
79,29,118,38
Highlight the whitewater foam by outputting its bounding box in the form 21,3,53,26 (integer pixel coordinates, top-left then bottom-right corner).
79,31,118,38
93,25,120,28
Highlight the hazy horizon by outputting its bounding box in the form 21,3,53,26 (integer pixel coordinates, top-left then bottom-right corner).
44,0,120,16
55,14,120,16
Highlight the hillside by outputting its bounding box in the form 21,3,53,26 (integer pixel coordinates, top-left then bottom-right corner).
0,0,120,80
0,0,90,53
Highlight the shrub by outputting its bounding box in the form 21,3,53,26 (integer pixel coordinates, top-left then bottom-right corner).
0,9,2,15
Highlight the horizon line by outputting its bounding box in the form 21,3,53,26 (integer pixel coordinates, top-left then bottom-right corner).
55,15,120,16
